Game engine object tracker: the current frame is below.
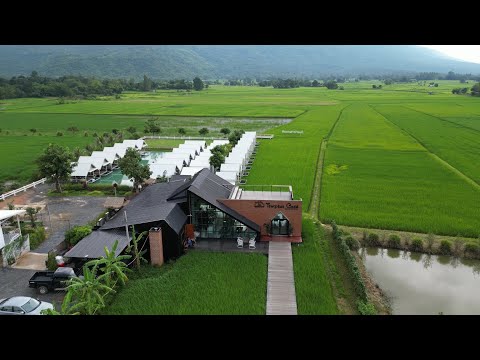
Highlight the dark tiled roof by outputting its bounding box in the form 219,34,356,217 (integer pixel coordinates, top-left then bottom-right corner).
100,182,187,233
64,229,129,259
187,169,260,232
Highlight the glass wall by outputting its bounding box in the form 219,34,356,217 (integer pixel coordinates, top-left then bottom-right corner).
189,193,256,239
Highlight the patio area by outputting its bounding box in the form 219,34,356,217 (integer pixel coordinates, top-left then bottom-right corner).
193,239,269,254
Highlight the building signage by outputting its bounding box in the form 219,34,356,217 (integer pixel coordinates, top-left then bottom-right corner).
254,201,299,210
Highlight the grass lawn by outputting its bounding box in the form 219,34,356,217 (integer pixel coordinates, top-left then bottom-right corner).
104,251,268,315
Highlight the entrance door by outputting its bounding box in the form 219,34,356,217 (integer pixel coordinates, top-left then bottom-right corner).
271,213,290,236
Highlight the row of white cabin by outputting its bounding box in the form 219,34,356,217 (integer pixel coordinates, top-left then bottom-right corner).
175,132,257,184
71,139,146,181
216,132,257,184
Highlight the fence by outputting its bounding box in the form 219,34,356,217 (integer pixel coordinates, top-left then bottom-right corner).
1,234,30,267
1,178,47,201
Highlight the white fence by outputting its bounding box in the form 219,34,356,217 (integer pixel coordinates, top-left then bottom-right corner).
1,178,47,201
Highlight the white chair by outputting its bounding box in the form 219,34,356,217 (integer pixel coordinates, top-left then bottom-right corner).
237,237,244,248
249,237,256,250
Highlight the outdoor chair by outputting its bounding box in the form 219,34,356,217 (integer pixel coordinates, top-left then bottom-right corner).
237,237,244,248
249,237,256,250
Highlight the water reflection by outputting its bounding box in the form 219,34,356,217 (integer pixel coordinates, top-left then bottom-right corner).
360,247,480,314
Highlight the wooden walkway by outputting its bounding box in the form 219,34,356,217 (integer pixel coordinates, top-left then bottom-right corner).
266,242,297,315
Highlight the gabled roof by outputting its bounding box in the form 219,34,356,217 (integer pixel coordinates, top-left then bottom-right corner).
71,163,96,177
91,151,116,164
100,181,187,234
64,229,129,259
184,169,260,232
77,156,103,170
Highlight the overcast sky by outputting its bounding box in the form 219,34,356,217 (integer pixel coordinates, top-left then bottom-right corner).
419,45,480,64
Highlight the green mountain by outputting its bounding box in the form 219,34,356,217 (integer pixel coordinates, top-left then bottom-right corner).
0,45,479,79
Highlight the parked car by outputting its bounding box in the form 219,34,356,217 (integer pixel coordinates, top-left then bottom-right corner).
0,296,53,315
29,267,81,295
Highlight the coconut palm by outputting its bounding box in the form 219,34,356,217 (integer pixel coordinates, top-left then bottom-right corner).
86,240,132,288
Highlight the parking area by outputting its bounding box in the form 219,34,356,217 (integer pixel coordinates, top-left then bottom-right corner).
1,183,109,312
0,267,65,310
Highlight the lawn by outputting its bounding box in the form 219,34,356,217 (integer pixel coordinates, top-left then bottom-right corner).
104,251,268,315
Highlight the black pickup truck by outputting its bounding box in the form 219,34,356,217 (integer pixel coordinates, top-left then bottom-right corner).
29,267,81,295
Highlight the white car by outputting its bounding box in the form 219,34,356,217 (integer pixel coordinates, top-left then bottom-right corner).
0,296,54,315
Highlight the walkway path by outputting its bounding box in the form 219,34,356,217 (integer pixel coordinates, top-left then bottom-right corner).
266,242,297,315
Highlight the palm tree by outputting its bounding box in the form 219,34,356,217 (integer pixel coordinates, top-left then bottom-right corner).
86,240,132,288
64,266,113,315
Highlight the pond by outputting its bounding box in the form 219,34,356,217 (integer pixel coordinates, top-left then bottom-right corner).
360,247,480,315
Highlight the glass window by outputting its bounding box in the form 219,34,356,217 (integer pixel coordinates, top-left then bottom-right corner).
21,298,40,313
189,193,256,239
271,212,290,236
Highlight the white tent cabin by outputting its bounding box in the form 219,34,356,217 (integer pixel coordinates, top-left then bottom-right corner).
220,162,242,175
122,139,146,150
172,148,197,161
224,154,246,170
162,153,191,167
178,143,202,156
89,152,112,171
149,163,178,180
189,157,211,168
207,139,229,149
184,140,207,149
111,144,129,157
71,163,97,182
102,147,122,163
149,158,184,174
215,171,238,185
77,156,106,176
180,166,209,177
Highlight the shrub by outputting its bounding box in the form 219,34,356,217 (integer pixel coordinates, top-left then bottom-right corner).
56,131,63,136
410,237,423,252
453,236,463,256
64,225,92,247
29,227,46,250
426,233,435,251
464,242,480,256
366,233,381,247
345,235,360,251
439,240,452,255
45,252,58,271
357,300,377,315
362,230,368,244
387,234,401,249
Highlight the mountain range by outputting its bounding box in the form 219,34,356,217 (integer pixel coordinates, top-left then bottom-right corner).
0,45,479,79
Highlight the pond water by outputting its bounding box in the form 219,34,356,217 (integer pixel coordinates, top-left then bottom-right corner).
360,247,480,315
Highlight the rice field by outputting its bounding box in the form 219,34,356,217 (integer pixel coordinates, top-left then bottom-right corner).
1,82,479,237
103,251,267,315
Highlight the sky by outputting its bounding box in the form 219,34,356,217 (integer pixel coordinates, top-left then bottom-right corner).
419,45,480,64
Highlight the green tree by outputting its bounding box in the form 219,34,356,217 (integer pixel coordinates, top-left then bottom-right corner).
126,126,136,134
86,239,131,288
25,206,41,228
324,80,338,89
67,126,79,134
142,74,152,92
199,127,209,136
118,148,152,193
193,77,204,91
36,144,75,193
29,128,37,134
144,118,161,135
209,152,225,171
178,128,186,135
220,128,231,136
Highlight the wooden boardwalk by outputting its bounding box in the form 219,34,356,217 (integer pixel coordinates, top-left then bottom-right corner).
266,242,297,315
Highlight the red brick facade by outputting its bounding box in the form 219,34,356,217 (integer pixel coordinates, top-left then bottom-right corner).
149,227,164,266
218,199,302,242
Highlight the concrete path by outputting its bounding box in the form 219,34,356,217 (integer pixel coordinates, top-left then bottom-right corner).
266,242,297,315
11,252,47,270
